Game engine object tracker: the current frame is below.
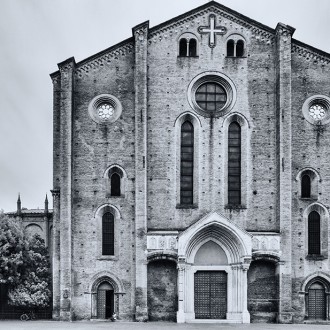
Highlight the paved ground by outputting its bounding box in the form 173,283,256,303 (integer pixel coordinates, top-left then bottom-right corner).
1,321,330,330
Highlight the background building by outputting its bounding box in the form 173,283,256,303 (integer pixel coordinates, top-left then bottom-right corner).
50,1,330,323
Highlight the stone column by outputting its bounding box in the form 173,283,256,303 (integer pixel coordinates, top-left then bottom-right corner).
275,23,295,323
51,189,60,320
132,21,149,321
177,259,186,323
241,262,250,323
57,57,75,321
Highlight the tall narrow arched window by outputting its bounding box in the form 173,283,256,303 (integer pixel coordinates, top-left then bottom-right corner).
181,121,194,205
308,211,320,255
110,173,121,196
228,122,241,205
301,174,311,198
189,39,197,57
236,40,244,57
227,40,235,57
179,39,187,57
102,212,114,255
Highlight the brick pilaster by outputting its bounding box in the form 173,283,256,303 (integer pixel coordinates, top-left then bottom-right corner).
275,23,295,323
132,21,149,321
57,57,75,321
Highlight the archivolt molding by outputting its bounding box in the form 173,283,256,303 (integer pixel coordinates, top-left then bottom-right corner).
302,202,329,219
178,211,252,264
89,271,125,294
94,203,121,219
147,250,178,263
295,167,321,182
301,271,330,292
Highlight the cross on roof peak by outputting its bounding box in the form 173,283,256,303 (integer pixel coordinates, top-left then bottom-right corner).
198,14,227,48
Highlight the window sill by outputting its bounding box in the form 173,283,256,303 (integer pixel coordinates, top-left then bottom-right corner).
177,56,199,58
300,197,318,201
225,56,246,59
97,256,118,261
225,204,247,210
176,204,198,209
306,254,326,261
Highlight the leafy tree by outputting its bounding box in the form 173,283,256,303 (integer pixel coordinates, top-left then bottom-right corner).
8,234,51,308
0,212,26,285
0,212,51,309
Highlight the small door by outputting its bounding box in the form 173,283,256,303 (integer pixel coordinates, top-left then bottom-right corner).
97,282,114,319
308,282,326,320
194,271,227,319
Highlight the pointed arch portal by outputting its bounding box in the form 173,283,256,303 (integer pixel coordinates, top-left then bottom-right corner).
176,212,252,323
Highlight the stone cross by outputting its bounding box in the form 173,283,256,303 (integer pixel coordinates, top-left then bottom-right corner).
198,14,227,48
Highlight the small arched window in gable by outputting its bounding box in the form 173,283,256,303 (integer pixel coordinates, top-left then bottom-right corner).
189,39,197,57
236,40,244,57
308,211,321,255
301,174,311,198
102,212,114,256
179,39,188,57
227,39,235,57
179,37,198,57
110,173,121,196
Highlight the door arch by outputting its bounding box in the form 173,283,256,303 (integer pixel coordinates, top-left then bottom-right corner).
97,282,114,319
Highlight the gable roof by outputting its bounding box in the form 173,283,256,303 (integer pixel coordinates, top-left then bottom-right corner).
149,1,275,37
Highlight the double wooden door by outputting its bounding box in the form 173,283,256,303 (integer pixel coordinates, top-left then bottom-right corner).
194,271,227,319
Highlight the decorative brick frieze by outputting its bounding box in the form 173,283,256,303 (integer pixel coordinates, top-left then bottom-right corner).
147,232,178,250
292,43,330,65
75,42,134,76
250,233,281,252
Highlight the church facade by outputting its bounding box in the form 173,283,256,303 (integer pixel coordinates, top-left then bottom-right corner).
50,1,330,323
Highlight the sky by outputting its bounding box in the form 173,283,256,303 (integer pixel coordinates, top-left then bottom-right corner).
0,0,330,212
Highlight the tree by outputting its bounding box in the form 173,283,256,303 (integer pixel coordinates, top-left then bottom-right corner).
8,234,51,308
0,212,26,285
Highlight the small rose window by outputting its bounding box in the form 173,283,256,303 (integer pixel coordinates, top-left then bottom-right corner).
88,94,122,124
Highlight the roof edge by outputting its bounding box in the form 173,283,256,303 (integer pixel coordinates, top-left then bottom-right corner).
292,38,330,60
149,0,274,36
75,36,134,68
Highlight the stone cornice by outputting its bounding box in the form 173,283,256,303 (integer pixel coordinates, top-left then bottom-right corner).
50,71,61,85
292,39,330,65
57,57,76,72
75,38,134,76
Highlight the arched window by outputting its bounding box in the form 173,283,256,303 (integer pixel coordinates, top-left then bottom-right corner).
189,39,197,57
179,38,187,57
180,121,194,205
228,122,241,205
308,211,320,255
110,173,121,196
236,40,244,57
301,174,311,198
102,212,114,255
227,40,235,57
